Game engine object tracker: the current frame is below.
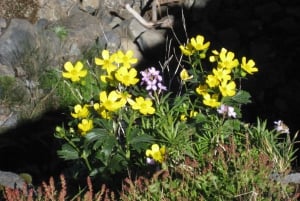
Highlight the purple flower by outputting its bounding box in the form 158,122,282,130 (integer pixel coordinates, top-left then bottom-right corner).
140,67,167,94
158,82,167,91
146,157,155,165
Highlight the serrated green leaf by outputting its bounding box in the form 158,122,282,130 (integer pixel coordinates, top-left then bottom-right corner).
85,128,108,141
129,134,155,151
57,144,79,160
232,90,251,104
129,134,155,144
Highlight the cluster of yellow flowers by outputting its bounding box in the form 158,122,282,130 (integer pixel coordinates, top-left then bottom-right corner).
180,35,258,108
62,49,156,135
95,50,139,86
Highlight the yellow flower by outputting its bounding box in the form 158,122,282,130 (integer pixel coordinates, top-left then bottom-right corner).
93,103,112,119
95,50,117,73
180,68,193,81
119,92,132,105
203,93,221,108
206,74,220,88
212,68,231,82
180,114,187,121
196,84,208,96
219,80,236,97
115,50,138,68
71,104,89,119
62,61,87,82
128,96,155,115
179,43,195,56
190,35,210,51
241,57,258,75
209,49,220,63
218,48,239,70
100,72,115,83
99,90,126,112
189,110,198,118
78,119,93,135
146,144,166,163
115,66,139,86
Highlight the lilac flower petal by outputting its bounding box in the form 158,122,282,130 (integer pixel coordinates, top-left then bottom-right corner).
158,82,167,91
146,157,155,165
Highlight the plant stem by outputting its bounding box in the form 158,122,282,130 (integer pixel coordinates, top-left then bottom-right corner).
82,150,92,172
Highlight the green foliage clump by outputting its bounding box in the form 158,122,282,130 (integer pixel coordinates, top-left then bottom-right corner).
0,76,16,101
39,69,78,108
52,26,68,41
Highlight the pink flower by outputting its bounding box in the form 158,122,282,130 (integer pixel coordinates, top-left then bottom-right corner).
217,104,236,118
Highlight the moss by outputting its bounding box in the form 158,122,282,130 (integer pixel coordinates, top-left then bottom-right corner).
0,76,15,101
39,69,80,108
52,26,69,41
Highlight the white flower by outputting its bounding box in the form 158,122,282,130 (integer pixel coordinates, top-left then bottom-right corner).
274,120,289,134
217,104,236,118
227,106,237,118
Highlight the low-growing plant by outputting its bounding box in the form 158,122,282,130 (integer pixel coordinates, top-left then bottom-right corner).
3,174,116,201
52,34,299,200
52,26,68,41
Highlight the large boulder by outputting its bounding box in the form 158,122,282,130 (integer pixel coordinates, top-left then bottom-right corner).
0,10,108,132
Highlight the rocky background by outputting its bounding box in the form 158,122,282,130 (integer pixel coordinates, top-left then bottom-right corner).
0,0,300,187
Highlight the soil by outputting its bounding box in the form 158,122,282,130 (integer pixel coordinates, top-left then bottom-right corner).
0,0,39,23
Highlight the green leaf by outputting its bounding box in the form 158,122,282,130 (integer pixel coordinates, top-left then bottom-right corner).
129,134,155,144
102,135,116,157
92,134,117,164
108,153,128,174
195,113,208,123
57,144,79,160
85,129,107,140
232,90,251,104
129,134,155,151
223,119,241,131
84,128,110,150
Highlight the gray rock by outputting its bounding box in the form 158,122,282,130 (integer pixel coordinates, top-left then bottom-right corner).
136,29,167,53
98,30,121,52
0,19,38,67
79,0,100,14
281,173,300,184
0,106,18,132
127,18,148,40
271,173,300,184
47,8,108,61
37,0,78,22
0,18,6,29
0,170,25,189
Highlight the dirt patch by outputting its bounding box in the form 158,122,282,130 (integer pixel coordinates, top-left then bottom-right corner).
0,0,39,23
